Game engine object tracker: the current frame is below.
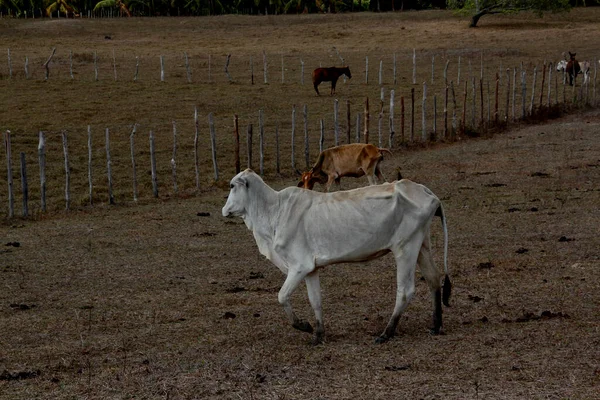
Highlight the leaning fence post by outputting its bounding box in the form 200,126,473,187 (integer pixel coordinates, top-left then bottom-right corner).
539,62,546,108
225,54,233,83
208,113,219,181
4,130,14,218
134,56,140,82
43,47,56,80
62,131,70,211
20,152,28,217
38,131,46,212
106,128,115,204
130,124,138,202
149,130,158,198
69,50,74,80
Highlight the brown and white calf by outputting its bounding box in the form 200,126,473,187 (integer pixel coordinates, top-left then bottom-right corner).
298,143,392,192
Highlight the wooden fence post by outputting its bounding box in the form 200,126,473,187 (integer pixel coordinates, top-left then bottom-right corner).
401,95,405,143
410,88,415,141
471,77,476,128
334,99,339,146
512,68,517,122
547,63,553,107
7,48,12,79
106,128,115,204
87,126,93,205
4,130,14,218
480,78,484,128
130,124,138,202
379,59,383,86
160,55,165,82
291,105,296,171
365,56,369,84
225,54,233,83
43,47,56,81
20,152,28,217
378,106,383,148
171,121,178,194
393,53,397,85
250,55,254,85
184,52,192,83
530,66,537,115
281,53,284,83
69,50,74,80
259,109,264,176
412,49,416,85
209,113,219,181
539,62,546,107
431,55,435,84
346,100,351,144
444,85,448,138
389,89,395,148
433,95,437,140
94,51,98,81
461,81,467,135
304,104,309,169
275,124,280,175
521,70,527,119
457,55,461,86
134,56,139,82
494,73,499,124
247,124,253,170
300,59,304,85
208,54,212,83
25,56,29,79
149,131,158,198
450,81,457,140
112,49,117,81
38,131,46,212
62,131,70,211
422,82,427,141
319,119,325,153
355,114,361,143
364,97,370,144
194,108,200,190
505,69,510,121
263,50,268,84
234,115,240,174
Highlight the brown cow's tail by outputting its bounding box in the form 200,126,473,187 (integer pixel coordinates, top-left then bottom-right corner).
312,152,326,170
435,203,451,307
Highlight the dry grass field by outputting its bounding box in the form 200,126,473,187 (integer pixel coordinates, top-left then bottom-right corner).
1,9,600,399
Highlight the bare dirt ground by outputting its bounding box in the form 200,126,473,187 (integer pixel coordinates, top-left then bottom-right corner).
2,109,599,399
1,9,600,400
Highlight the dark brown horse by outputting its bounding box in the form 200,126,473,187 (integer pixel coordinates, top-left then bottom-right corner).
566,52,581,86
312,66,351,96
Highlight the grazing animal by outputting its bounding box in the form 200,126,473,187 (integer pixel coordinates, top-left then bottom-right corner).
566,52,581,86
222,169,451,345
298,143,391,191
312,66,351,96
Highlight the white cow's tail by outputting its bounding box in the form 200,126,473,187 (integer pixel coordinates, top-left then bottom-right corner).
435,203,451,307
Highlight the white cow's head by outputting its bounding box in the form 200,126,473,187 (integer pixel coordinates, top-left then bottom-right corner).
222,169,253,218
556,60,568,72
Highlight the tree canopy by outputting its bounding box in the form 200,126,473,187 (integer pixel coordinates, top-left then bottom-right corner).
447,0,571,27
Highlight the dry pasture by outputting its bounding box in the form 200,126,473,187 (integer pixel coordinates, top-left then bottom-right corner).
1,9,600,399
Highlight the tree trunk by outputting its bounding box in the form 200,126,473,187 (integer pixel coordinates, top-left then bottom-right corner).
469,10,488,27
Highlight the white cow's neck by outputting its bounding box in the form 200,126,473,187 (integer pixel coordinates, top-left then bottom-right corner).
243,174,279,255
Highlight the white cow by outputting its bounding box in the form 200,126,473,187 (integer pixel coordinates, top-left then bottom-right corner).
222,169,451,344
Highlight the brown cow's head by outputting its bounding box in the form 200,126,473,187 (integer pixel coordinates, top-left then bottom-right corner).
569,52,577,61
297,170,325,190
344,66,352,79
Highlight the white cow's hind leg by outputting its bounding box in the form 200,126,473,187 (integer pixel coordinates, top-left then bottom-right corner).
417,231,444,335
278,269,313,334
376,236,422,344
305,271,324,345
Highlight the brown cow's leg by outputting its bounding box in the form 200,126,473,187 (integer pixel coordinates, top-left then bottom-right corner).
331,78,338,96
314,83,320,96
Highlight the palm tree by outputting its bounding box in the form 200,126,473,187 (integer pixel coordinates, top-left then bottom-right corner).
45,0,79,16
93,0,131,15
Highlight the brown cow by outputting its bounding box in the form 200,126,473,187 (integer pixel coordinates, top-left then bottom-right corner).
312,66,352,96
298,143,391,192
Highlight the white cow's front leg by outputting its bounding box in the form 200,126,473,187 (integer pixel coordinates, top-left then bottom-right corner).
305,271,324,345
278,269,313,334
